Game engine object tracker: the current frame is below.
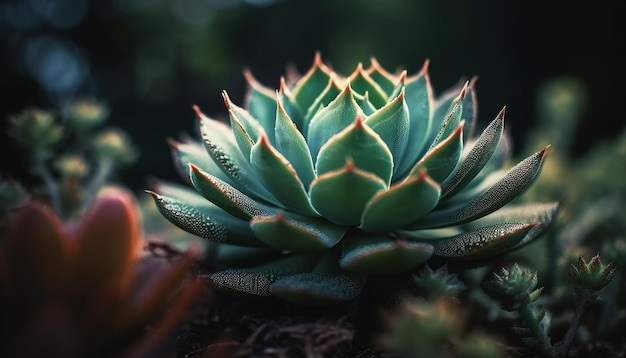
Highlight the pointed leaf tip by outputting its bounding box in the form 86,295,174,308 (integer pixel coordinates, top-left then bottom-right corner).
222,90,232,109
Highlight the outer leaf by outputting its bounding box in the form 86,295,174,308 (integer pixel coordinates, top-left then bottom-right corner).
196,106,279,205
364,90,410,172
244,69,277,142
395,61,434,176
429,223,539,260
339,231,434,273
309,160,387,226
440,107,505,199
189,164,273,220
249,135,318,216
274,96,316,189
250,212,348,252
147,180,259,246
224,91,265,152
209,254,319,296
307,83,364,160
269,272,366,306
432,77,477,144
429,82,467,149
411,146,550,229
168,138,236,187
316,116,393,184
360,170,441,232
405,122,464,182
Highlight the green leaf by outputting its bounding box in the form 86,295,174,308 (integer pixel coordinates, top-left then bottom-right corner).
189,164,273,220
411,146,550,229
354,91,378,116
429,82,467,149
405,122,464,183
275,97,316,189
250,212,348,252
279,77,305,131
249,135,318,216
432,78,477,145
209,254,318,297
244,70,277,142
440,107,505,199
360,170,441,232
309,160,387,226
429,223,539,260
395,62,435,176
307,83,364,160
269,272,366,306
196,106,279,205
292,53,334,116
146,180,259,246
224,91,265,148
316,116,393,184
168,137,236,187
348,62,388,108
339,231,434,273
304,77,343,123
366,58,397,95
364,90,410,173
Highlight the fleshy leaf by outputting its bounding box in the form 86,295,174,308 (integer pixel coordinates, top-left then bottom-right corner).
432,78,477,144
309,160,387,226
429,82,467,149
364,90,410,172
279,76,305,131
307,83,364,161
316,116,393,184
440,107,505,199
429,223,539,260
292,53,334,116
269,272,366,306
189,164,273,220
411,146,550,229
168,137,236,187
244,70,277,142
274,96,316,188
359,170,441,232
196,106,278,204
348,63,388,108
147,180,259,246
339,231,434,273
405,122,464,183
250,212,348,252
224,91,265,157
249,135,318,216
209,254,318,297
395,62,434,176
304,77,343,123
366,58,397,95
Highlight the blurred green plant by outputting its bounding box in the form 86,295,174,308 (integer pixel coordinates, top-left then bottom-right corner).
6,99,137,220
149,54,559,305
0,186,202,357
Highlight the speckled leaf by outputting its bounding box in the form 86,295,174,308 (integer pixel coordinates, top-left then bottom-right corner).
364,90,410,172
147,180,259,246
339,231,434,273
359,170,440,232
429,82,467,149
309,160,387,226
429,223,538,260
196,106,278,205
405,122,464,183
411,146,550,229
250,135,318,216
348,63,387,108
269,272,366,306
274,97,316,189
209,254,318,297
250,212,348,252
168,138,236,187
244,70,277,142
316,116,393,184
432,78,477,143
394,63,434,176
307,84,364,161
440,107,505,199
189,164,273,220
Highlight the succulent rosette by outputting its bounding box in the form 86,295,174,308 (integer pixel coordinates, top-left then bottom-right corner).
149,53,559,305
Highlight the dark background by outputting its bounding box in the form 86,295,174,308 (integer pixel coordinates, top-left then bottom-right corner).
1,0,623,192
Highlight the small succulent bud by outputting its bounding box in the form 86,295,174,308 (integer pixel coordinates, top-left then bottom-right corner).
9,108,63,149
412,265,465,299
64,98,109,130
93,128,137,164
570,254,616,292
484,263,542,311
54,155,89,179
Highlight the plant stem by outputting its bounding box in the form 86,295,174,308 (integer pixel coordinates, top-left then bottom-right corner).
32,150,64,217
558,289,593,357
519,303,554,357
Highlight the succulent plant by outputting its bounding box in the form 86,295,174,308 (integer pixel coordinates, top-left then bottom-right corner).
149,53,560,305
0,186,202,357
